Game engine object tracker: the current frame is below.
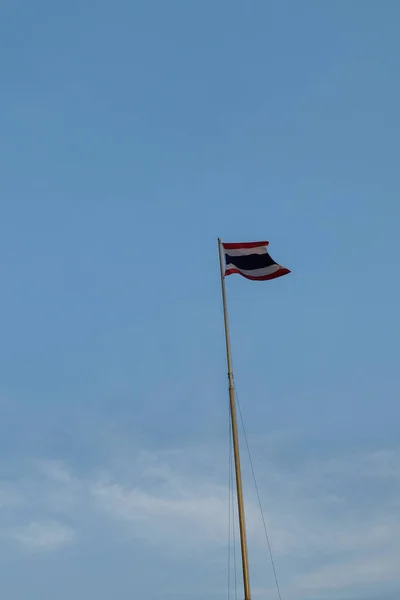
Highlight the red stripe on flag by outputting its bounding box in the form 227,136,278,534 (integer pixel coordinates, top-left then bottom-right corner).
222,241,269,250
225,267,291,281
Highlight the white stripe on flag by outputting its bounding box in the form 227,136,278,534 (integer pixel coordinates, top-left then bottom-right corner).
223,246,268,257
225,263,281,278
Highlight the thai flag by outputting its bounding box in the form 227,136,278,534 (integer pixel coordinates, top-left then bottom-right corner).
222,241,290,281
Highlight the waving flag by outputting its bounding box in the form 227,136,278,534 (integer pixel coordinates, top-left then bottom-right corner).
222,241,290,281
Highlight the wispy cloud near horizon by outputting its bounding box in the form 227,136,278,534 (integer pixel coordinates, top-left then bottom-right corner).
11,520,75,550
0,441,398,599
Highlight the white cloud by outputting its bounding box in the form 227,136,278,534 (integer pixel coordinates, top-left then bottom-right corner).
12,520,75,550
87,445,400,597
294,554,399,592
91,477,230,548
1,444,399,598
36,460,76,485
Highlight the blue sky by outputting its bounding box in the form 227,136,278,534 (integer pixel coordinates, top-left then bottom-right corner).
1,1,400,598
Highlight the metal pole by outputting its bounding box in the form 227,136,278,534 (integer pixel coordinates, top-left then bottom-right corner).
218,238,251,600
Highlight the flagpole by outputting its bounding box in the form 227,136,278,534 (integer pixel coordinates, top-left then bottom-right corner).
218,238,251,600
